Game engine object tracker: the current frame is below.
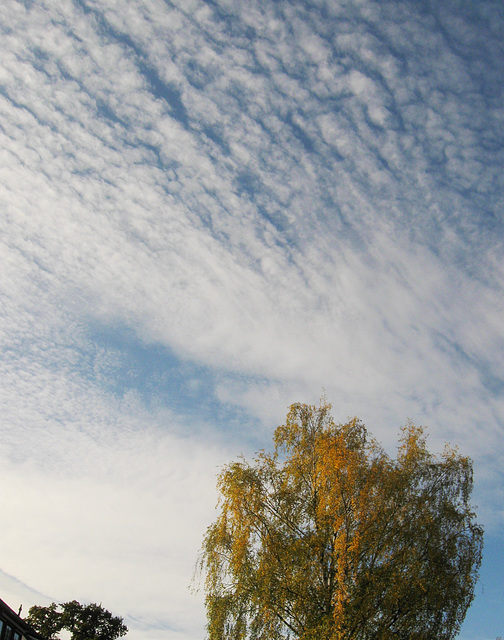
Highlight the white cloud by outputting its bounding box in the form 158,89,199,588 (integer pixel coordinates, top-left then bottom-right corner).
0,368,232,639
1,0,503,637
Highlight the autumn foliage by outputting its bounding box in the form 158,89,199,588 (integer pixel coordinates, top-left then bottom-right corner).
199,402,483,640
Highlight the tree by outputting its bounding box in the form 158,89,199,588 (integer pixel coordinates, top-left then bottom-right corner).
26,601,128,640
198,401,483,640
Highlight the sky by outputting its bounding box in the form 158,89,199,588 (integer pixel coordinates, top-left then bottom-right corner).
0,0,503,638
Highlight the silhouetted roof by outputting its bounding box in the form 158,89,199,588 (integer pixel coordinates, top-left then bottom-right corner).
0,598,46,640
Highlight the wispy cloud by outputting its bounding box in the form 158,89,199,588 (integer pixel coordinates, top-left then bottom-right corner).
1,0,503,637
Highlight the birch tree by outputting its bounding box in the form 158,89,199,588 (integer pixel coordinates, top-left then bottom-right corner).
198,401,483,640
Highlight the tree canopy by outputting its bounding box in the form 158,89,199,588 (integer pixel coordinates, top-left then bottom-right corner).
198,401,483,640
26,601,128,640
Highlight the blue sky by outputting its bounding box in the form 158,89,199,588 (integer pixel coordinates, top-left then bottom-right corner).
0,0,503,638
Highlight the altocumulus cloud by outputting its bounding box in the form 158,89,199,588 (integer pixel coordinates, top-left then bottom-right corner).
0,0,503,639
